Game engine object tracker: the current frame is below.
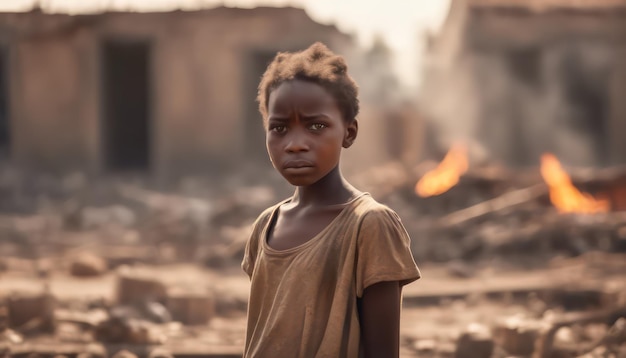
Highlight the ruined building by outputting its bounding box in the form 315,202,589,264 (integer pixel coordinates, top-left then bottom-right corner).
420,0,626,167
0,7,356,181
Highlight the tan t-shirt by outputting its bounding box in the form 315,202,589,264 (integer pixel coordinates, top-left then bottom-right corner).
241,193,421,358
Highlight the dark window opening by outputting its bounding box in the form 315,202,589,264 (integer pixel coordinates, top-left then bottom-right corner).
561,54,608,165
102,39,151,171
507,47,542,87
243,51,277,164
385,112,406,160
0,46,9,158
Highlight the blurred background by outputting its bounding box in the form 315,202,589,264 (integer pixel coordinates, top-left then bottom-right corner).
0,0,625,357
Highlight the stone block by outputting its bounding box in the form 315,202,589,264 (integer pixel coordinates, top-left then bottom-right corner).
111,350,138,358
167,291,215,325
6,293,55,332
115,268,168,305
95,317,165,344
69,252,108,277
455,323,494,358
493,315,547,356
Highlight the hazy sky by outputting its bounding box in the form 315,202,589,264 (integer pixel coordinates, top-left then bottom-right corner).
0,0,452,88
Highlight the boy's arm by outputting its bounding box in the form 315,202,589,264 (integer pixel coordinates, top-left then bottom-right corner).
359,280,402,358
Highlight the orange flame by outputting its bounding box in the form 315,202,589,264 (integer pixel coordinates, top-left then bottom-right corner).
539,153,609,214
416,144,468,197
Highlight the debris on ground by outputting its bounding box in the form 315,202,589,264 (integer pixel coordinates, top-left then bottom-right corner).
0,164,625,357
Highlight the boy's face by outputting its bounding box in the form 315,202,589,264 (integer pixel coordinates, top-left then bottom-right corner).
265,80,357,187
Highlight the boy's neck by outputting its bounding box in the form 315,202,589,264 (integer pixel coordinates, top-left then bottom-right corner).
291,166,359,207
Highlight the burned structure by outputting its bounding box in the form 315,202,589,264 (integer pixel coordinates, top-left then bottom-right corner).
421,0,626,168
0,7,356,180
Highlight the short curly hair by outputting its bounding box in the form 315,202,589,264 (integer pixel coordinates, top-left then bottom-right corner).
257,42,359,123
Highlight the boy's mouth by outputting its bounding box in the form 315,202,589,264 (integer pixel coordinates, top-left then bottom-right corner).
283,159,314,169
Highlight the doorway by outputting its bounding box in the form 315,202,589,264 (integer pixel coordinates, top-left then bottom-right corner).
101,39,151,171
0,46,9,158
243,51,277,163
561,53,609,165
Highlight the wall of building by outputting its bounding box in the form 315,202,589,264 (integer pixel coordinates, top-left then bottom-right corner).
9,20,100,173
1,8,355,180
609,47,626,165
420,0,626,167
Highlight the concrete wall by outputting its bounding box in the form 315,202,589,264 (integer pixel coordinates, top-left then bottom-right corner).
10,22,100,173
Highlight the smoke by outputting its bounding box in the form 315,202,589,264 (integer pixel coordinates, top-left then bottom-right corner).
419,24,617,168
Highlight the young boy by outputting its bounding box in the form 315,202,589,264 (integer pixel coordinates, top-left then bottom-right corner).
242,42,421,358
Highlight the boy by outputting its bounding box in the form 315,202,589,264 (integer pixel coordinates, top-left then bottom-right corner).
242,42,421,358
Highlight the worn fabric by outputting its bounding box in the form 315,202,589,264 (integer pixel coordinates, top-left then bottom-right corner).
241,193,421,358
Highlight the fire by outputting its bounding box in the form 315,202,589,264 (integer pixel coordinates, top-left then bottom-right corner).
539,153,609,214
416,144,468,197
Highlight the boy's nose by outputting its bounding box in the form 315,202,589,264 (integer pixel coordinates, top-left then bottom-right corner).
285,132,310,153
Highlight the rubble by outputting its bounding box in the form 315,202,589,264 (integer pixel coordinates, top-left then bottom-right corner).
412,339,436,353
535,308,626,358
454,323,494,358
493,315,548,356
0,328,22,345
6,291,56,333
202,225,252,269
0,305,6,331
115,268,168,305
111,349,139,358
147,347,173,358
94,315,166,345
106,302,172,325
69,253,108,278
0,305,22,358
166,291,215,325
446,260,476,279
78,205,137,231
0,163,625,357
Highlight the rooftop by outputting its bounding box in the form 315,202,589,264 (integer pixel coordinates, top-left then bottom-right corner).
469,0,626,12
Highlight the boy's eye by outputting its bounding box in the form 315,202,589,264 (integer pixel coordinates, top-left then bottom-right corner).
270,125,287,133
309,123,326,131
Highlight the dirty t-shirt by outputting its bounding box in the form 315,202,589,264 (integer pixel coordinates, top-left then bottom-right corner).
241,193,421,358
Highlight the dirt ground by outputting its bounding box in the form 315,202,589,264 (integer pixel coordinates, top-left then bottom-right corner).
1,165,626,357
1,255,625,358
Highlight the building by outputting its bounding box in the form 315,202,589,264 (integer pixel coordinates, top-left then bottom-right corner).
0,6,357,181
420,0,626,167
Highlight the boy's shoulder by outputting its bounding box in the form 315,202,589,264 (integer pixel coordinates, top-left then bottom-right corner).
354,193,400,218
351,194,409,232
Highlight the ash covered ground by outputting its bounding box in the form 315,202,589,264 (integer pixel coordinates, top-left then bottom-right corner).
1,162,625,358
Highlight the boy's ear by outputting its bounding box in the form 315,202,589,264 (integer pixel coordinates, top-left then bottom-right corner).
343,119,358,148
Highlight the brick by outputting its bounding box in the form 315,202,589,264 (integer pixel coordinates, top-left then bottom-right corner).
455,323,494,358
6,293,55,332
69,252,108,277
167,291,215,325
115,268,168,305
111,350,138,358
493,316,548,356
